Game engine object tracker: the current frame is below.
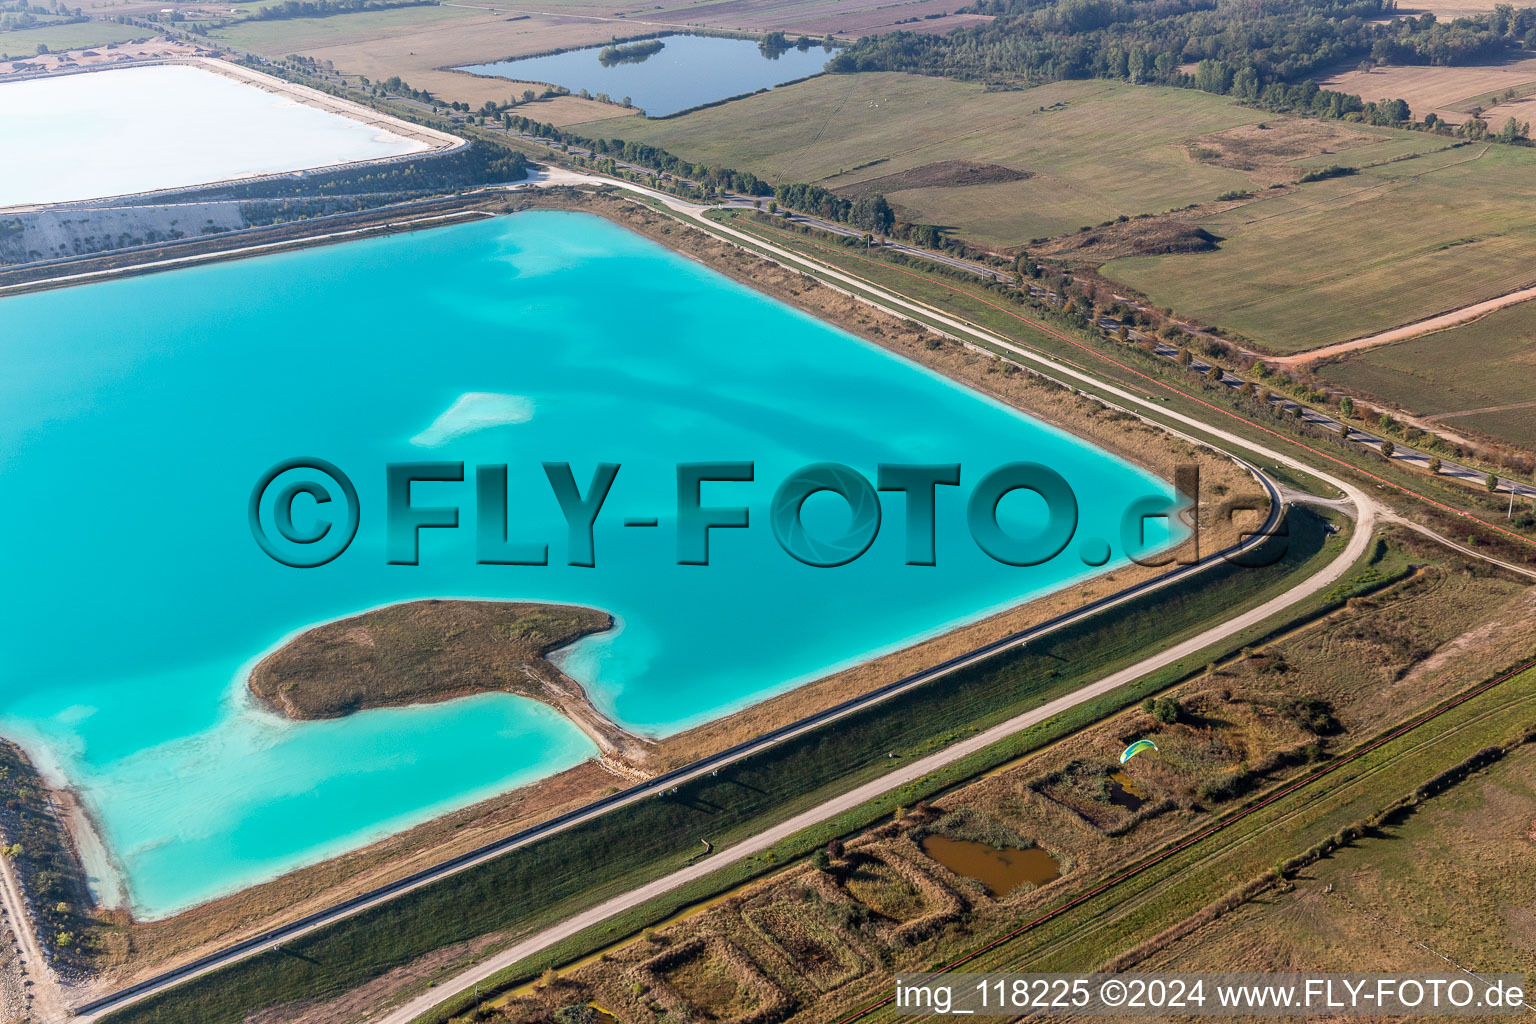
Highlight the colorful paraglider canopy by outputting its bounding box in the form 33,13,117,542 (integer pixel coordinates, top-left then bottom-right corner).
1120,739,1159,764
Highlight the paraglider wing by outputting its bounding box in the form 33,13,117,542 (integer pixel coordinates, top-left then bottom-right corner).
1119,739,1159,764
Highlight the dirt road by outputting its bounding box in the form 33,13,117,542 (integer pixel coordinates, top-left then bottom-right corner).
1272,282,1536,367
0,844,66,1022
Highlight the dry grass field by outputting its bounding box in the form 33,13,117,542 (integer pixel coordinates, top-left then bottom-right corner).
199,0,975,110
570,75,1434,247
1103,141,1536,353
1142,741,1536,977
1396,0,1503,18
1318,51,1536,125
1318,298,1536,448
206,5,626,108
634,0,983,36
0,19,148,56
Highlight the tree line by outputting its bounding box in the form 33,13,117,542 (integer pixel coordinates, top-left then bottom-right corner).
503,115,912,236
247,0,434,20
825,0,1536,114
174,142,528,202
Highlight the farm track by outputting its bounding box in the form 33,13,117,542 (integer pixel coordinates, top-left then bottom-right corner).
1273,281,1536,367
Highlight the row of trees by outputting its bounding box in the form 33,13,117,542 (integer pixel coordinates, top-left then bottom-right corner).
175,141,528,202
1370,5,1536,64
1189,61,1413,123
246,0,433,20
759,30,837,55
502,117,774,194
771,183,897,233
502,115,924,237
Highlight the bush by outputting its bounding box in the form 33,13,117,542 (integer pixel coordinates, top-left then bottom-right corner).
1275,697,1341,735
1299,164,1358,183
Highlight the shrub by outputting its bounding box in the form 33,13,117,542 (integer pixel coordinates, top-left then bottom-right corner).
1299,164,1358,183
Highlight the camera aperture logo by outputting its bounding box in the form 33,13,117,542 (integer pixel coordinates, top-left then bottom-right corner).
248,458,1276,570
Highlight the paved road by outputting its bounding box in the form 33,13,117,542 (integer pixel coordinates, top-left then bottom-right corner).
1130,335,1536,501
378,497,1376,1024
59,167,1521,1023
364,176,1400,1024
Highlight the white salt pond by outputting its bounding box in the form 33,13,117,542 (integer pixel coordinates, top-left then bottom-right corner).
0,63,431,207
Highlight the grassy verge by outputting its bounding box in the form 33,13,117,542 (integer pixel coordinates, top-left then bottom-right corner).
105,507,1374,1024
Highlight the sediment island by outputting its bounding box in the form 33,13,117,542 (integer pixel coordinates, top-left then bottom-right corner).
249,600,649,757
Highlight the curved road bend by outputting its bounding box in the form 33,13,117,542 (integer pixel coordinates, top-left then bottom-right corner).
77,173,1377,1022
358,181,1395,1024
377,493,1375,1024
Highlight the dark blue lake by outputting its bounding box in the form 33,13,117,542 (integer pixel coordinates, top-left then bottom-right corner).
459,33,839,118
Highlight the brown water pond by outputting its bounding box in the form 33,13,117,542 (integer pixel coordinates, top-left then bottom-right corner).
920,835,1060,897
1107,771,1146,811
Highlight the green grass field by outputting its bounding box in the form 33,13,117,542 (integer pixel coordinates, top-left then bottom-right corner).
1148,740,1536,975
1318,299,1536,448
0,19,147,55
209,3,474,55
1104,142,1536,354
575,75,1297,247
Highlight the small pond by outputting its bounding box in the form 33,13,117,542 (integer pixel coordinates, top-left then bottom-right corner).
1107,771,1147,811
920,835,1061,896
459,33,840,118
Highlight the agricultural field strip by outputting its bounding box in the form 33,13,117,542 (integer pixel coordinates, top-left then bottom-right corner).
916,703,1527,1002
839,660,1536,1021
1223,142,1488,232
1271,281,1536,365
1100,143,1536,354
1006,684,1536,972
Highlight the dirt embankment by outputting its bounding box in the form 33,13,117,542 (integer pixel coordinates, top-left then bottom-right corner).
249,599,647,757
834,160,1032,201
